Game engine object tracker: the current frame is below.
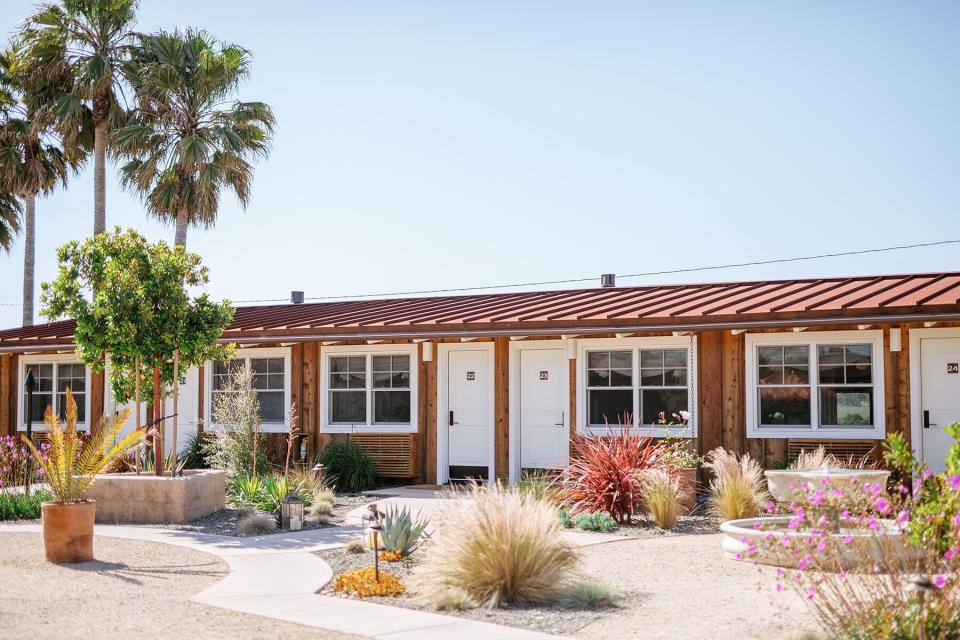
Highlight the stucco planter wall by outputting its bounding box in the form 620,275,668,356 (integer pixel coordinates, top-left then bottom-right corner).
84,469,225,523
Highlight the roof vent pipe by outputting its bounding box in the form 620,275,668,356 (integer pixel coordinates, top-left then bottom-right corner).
600,273,616,288
291,291,304,304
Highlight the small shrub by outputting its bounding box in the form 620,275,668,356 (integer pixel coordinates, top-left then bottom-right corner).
180,431,209,469
316,441,377,493
431,588,476,611
562,418,664,523
333,567,405,598
380,504,430,557
289,466,332,503
0,489,52,520
412,483,580,608
561,583,617,609
703,447,768,521
574,511,617,532
309,498,334,518
228,474,263,509
203,365,270,477
558,509,573,528
313,486,336,505
238,511,278,536
641,469,687,529
516,470,562,505
379,550,404,562
344,539,366,554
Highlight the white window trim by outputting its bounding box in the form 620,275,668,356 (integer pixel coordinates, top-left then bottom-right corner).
575,335,698,438
320,343,419,434
745,330,885,440
204,347,292,434
17,353,92,432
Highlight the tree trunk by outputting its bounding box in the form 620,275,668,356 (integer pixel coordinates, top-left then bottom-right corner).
93,124,106,236
21,193,35,327
153,367,162,477
174,206,189,247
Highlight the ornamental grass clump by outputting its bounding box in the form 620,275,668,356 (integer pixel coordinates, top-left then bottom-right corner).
641,468,688,530
316,441,377,493
703,447,768,521
412,482,580,609
562,418,664,523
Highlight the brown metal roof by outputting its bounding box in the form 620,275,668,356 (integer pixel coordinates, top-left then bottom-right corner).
3,272,960,350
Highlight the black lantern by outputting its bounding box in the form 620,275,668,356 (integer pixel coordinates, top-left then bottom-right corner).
281,491,304,530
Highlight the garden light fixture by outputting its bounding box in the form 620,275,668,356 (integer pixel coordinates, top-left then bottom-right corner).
369,521,384,582
281,491,304,531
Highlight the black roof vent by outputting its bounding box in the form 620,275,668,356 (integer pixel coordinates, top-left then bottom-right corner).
291,291,304,304
600,273,616,288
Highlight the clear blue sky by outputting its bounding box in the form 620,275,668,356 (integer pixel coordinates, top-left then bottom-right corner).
1,1,958,328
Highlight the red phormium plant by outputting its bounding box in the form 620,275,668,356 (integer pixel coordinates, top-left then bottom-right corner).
562,415,665,523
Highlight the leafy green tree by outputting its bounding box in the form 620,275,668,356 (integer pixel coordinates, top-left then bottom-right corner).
116,28,275,247
21,0,138,236
40,227,234,408
0,41,78,326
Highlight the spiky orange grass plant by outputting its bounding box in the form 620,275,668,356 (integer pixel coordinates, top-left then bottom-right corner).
333,567,405,598
562,420,664,523
21,390,143,504
412,483,580,609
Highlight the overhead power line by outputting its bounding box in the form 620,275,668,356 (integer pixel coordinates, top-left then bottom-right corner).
2,238,957,308
230,238,960,305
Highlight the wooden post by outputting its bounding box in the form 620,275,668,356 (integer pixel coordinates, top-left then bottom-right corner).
153,366,162,476
135,357,141,475
172,349,179,475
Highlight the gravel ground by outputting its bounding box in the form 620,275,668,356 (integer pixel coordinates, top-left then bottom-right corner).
0,532,360,640
316,545,606,636
317,533,820,639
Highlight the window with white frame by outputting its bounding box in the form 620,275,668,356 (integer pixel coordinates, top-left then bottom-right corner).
321,345,418,432
746,331,884,439
208,349,290,428
579,338,695,434
19,359,89,429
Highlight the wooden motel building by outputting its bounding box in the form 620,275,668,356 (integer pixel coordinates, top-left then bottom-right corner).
3,271,960,482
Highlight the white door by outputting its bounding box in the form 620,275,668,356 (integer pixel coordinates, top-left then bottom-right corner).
920,338,960,473
520,348,567,469
106,366,199,456
447,350,491,478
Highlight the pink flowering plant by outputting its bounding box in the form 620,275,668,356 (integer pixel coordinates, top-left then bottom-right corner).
745,427,960,639
0,434,50,490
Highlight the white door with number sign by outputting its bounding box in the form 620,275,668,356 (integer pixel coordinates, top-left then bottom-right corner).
520,348,567,469
447,350,491,474
920,338,960,473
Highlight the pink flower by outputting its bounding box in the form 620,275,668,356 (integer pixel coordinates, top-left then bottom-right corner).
875,498,891,515
765,501,776,512
752,521,763,530
842,534,854,545
816,539,827,552
933,574,948,589
954,513,960,528
923,469,933,480
775,583,783,592
839,569,847,579
797,554,814,570
788,481,797,490
810,491,825,506
944,547,958,560
780,536,791,548
896,510,910,524
806,586,817,599
840,509,850,521
948,475,960,491
788,518,802,530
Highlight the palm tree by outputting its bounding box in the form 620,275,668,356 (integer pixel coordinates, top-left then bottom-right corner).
0,43,74,326
116,29,275,247
0,190,21,254
21,0,136,237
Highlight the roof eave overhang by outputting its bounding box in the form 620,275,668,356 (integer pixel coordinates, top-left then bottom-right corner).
4,310,960,354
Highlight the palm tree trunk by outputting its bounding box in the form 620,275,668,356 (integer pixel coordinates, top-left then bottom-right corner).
21,193,35,327
94,124,107,236
174,206,189,247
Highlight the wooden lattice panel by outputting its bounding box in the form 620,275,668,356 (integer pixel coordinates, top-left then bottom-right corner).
787,439,880,467
349,433,417,478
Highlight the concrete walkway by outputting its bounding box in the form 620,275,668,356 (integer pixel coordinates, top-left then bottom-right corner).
0,520,565,640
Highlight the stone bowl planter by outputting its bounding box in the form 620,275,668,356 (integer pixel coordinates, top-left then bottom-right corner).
720,516,924,569
84,469,225,524
40,499,96,563
764,468,890,502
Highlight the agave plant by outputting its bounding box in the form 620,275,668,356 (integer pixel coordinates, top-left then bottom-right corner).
21,390,143,504
380,504,430,557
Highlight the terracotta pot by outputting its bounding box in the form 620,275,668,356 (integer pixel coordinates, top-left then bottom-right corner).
675,467,699,515
41,500,96,564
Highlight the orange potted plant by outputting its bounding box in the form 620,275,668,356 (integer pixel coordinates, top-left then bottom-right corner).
21,390,142,563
